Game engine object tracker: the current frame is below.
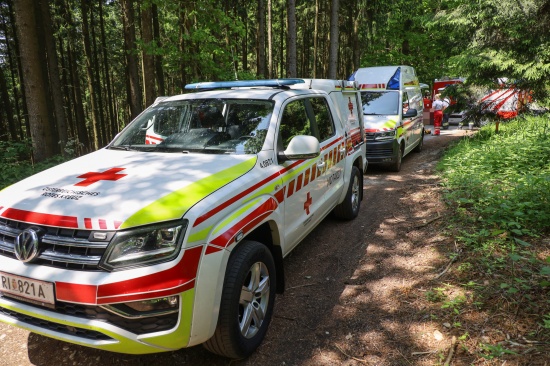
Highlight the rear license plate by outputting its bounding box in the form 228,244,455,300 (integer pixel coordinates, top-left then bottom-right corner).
0,271,55,305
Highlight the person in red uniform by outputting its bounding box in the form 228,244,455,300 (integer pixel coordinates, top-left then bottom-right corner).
432,94,444,136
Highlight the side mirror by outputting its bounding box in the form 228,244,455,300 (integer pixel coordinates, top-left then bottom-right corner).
277,135,320,162
403,108,418,118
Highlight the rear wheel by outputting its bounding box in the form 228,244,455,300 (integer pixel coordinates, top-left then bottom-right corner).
333,166,362,220
203,241,276,359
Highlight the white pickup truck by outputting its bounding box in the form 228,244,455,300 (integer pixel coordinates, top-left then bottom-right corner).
0,79,366,358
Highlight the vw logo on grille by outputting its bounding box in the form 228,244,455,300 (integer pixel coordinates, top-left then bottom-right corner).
15,228,41,263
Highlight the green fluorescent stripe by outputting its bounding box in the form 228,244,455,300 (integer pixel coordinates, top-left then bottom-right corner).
121,157,256,229
212,197,262,236
187,225,212,243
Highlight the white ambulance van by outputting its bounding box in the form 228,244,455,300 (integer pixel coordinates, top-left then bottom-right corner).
349,65,424,171
0,79,366,358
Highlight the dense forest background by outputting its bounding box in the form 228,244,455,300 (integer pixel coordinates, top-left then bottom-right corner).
1,0,549,163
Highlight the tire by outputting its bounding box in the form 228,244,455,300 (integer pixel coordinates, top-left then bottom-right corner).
413,132,424,153
332,166,362,220
389,144,403,172
203,241,276,359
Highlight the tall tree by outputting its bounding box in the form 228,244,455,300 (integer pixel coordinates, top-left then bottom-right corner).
257,0,266,78
152,3,165,96
267,0,273,78
286,0,296,77
328,0,339,79
81,1,101,150
40,0,68,156
141,2,155,107
121,0,143,119
13,0,55,162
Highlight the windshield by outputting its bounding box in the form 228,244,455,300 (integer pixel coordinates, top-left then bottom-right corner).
110,99,274,154
361,91,399,115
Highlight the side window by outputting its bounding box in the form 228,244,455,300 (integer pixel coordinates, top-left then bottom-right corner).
403,90,422,113
279,99,312,150
309,97,335,142
402,91,411,114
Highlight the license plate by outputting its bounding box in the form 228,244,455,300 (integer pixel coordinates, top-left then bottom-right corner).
0,271,55,305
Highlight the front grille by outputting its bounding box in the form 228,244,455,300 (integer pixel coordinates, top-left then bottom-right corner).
0,218,110,271
366,148,394,158
0,305,113,341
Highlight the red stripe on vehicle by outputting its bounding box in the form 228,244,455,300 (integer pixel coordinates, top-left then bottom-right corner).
55,282,97,303
84,218,92,229
209,198,277,249
304,167,311,186
1,208,78,228
205,245,223,255
296,173,303,192
56,246,203,304
193,160,302,227
287,179,295,198
99,219,107,229
193,136,342,228
97,280,196,304
274,186,286,203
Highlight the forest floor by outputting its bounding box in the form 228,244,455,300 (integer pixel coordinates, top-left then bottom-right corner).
1,125,549,365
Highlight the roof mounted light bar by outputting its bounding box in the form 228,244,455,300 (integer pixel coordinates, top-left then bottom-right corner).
184,79,305,90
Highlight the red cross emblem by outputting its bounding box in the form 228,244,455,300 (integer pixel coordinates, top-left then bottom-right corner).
303,192,312,215
75,167,127,187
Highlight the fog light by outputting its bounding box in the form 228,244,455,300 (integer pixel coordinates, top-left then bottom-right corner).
101,295,179,318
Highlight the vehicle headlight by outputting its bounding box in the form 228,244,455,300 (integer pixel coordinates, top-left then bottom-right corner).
374,130,396,141
99,220,187,271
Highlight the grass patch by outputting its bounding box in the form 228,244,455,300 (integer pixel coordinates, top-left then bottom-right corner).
434,115,550,361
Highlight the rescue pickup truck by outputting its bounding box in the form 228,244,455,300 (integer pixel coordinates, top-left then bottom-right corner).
0,79,366,358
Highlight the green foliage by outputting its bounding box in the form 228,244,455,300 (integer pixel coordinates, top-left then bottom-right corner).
0,140,67,190
479,343,517,359
433,0,550,100
438,115,550,233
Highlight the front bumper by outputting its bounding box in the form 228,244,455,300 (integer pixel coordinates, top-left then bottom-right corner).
0,289,195,354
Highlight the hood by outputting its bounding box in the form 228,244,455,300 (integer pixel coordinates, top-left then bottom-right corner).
363,115,399,132
0,149,256,230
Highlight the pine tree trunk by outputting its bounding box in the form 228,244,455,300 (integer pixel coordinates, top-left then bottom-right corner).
63,0,90,153
287,0,297,78
122,0,143,120
13,0,56,162
257,0,266,78
328,0,339,79
141,3,155,107
99,0,117,140
81,1,101,150
0,69,17,140
152,4,165,96
40,0,68,156
267,0,273,78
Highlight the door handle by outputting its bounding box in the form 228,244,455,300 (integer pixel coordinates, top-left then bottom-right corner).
317,160,326,171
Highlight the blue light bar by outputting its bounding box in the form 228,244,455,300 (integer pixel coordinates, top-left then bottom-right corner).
184,79,305,90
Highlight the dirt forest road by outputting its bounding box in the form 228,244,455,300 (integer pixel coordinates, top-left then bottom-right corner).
1,126,474,366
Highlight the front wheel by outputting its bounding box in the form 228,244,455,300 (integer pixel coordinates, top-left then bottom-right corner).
413,133,424,153
389,144,403,172
203,241,276,359
332,166,362,220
